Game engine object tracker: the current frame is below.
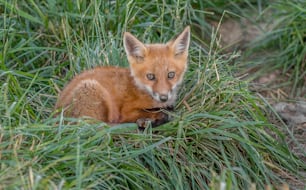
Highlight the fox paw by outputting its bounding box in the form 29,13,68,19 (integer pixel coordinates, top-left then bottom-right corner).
136,114,169,129
136,118,154,129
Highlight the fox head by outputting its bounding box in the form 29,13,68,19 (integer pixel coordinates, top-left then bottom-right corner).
123,26,190,104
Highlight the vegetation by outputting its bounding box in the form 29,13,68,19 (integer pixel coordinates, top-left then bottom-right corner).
242,0,306,97
0,0,305,189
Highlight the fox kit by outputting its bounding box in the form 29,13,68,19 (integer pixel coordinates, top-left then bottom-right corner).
55,26,190,127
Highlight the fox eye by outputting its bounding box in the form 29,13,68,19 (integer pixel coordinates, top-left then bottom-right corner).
168,72,175,79
146,73,155,81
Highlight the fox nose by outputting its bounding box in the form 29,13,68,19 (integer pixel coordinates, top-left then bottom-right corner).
159,94,168,102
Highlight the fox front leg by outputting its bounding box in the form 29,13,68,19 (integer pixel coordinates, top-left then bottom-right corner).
136,110,169,129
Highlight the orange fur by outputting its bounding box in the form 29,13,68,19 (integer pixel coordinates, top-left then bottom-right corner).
55,26,190,127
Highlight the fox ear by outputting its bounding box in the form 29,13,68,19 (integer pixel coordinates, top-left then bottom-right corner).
169,26,190,56
123,32,147,59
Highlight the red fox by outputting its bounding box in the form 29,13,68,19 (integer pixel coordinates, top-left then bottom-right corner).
55,26,190,127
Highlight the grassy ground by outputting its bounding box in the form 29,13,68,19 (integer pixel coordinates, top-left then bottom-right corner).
1,0,305,189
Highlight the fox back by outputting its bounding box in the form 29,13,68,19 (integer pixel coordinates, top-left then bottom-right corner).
55,26,190,127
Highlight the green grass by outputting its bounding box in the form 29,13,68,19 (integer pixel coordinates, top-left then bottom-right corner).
0,0,305,189
238,0,306,97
